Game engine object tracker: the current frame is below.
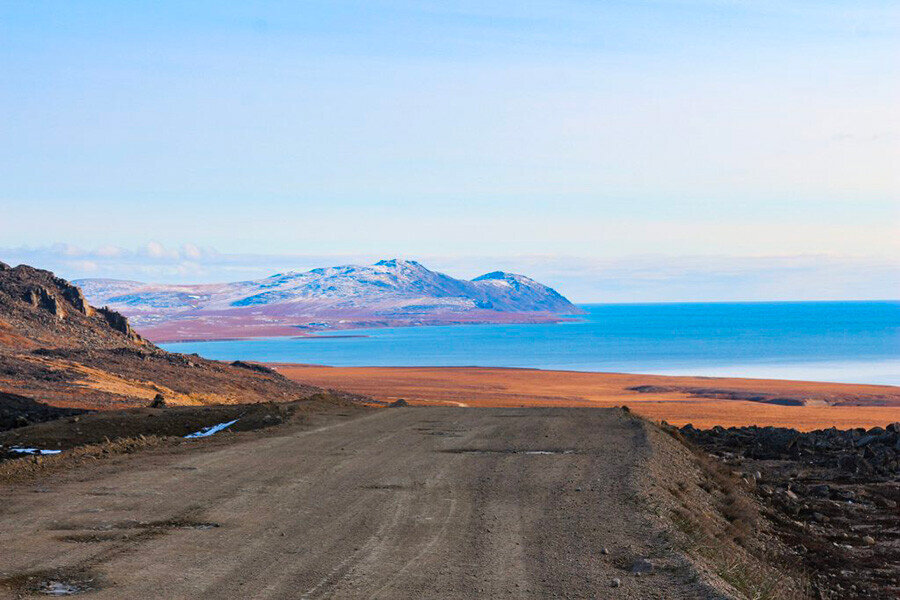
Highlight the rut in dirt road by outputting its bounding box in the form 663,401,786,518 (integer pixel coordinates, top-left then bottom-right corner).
0,408,727,599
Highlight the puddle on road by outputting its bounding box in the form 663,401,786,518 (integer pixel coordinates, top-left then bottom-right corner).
57,532,131,544
178,522,219,530
0,568,101,597
36,580,91,596
50,518,220,533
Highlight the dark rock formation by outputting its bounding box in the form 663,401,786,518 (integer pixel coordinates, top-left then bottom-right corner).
96,307,142,342
0,391,86,432
231,360,277,375
22,286,66,319
679,423,899,480
61,283,93,316
679,422,900,599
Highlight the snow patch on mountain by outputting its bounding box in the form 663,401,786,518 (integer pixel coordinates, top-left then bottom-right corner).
75,259,581,332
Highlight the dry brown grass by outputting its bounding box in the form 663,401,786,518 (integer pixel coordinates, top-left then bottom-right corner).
27,355,244,406
278,365,900,430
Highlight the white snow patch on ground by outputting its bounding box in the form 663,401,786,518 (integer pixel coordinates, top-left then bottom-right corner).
7,447,63,455
184,419,239,439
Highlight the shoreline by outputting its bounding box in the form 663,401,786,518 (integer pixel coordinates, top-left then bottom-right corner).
140,312,578,344
274,364,900,431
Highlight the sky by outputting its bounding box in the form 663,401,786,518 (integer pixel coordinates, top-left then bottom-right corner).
1,1,898,301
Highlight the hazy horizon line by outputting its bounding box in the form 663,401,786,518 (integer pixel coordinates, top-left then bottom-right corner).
2,242,898,304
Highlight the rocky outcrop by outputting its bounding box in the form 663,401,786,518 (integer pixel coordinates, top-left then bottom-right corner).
231,360,278,375
0,263,147,349
60,282,93,316
679,423,899,479
23,286,66,319
96,307,142,343
0,262,344,414
679,422,900,599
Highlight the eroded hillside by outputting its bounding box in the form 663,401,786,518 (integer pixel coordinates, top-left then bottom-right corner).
0,262,321,411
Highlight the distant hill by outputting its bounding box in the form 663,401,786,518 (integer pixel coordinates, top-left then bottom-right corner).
0,262,322,409
75,259,582,341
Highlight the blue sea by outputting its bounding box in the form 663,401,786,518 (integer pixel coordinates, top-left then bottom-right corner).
161,301,900,386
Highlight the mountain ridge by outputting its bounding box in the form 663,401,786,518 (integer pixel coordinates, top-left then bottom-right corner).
74,259,582,342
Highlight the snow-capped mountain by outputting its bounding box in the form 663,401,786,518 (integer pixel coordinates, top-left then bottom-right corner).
75,259,581,341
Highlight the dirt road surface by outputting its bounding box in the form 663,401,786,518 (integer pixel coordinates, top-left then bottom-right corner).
0,408,725,599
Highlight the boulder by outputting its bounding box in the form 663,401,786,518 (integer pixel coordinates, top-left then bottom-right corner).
855,435,878,448
810,484,831,498
96,307,142,342
149,394,167,408
61,283,93,316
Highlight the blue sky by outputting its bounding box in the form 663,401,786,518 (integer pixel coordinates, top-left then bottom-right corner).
1,1,898,299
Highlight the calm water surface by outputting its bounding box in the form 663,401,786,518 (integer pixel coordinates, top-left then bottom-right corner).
161,302,900,385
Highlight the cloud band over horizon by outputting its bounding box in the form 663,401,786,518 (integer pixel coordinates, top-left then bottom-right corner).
2,243,896,304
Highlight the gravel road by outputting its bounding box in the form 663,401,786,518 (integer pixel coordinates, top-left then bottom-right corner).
0,407,725,599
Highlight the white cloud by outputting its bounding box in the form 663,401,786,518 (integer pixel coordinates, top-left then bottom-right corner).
50,242,85,257
94,244,126,258
140,241,178,260
181,243,203,260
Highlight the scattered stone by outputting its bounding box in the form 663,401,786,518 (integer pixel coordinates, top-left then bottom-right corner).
874,497,897,509
810,484,831,497
600,547,609,555
630,558,653,574
681,422,900,600
610,577,621,588
855,435,878,448
834,488,856,501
